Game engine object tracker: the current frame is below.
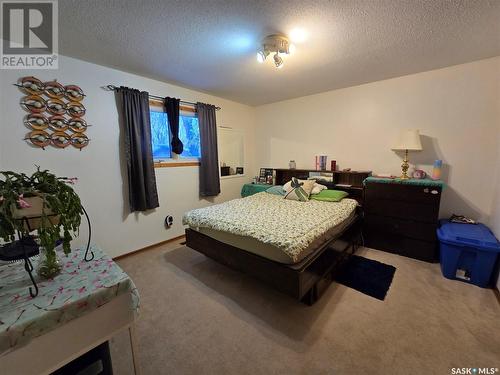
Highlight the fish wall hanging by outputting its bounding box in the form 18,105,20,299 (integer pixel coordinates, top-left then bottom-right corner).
16,76,90,150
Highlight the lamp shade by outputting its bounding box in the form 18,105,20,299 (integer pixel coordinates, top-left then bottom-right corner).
392,129,423,151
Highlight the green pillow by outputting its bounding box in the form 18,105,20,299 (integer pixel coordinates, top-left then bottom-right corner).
310,189,348,202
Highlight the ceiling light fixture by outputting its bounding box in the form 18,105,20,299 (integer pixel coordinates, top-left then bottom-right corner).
256,50,269,63
256,34,294,69
273,53,283,68
289,28,307,43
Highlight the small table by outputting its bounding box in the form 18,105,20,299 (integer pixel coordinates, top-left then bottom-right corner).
0,246,140,374
241,183,272,197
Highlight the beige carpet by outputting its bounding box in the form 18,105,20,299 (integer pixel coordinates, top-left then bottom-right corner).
110,238,500,375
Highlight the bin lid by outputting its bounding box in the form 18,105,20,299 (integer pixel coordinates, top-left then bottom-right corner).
437,220,500,252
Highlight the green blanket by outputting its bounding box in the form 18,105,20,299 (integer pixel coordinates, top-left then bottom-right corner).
364,177,445,189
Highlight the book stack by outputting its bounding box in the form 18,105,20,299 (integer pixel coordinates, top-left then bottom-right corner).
315,155,327,171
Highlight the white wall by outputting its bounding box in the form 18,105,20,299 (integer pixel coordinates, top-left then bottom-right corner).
490,86,500,290
492,151,500,290
2,55,498,261
255,57,500,222
0,56,255,258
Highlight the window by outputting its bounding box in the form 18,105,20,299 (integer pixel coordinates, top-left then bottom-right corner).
178,114,201,158
150,108,201,162
150,111,171,159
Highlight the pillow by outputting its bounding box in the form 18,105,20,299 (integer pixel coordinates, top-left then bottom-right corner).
309,189,349,202
284,179,327,195
283,179,296,192
266,185,286,196
311,183,327,195
284,178,315,202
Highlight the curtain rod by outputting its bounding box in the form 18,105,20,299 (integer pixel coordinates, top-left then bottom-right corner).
102,85,221,111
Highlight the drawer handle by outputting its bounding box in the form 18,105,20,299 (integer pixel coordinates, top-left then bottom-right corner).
423,188,429,193
431,190,438,195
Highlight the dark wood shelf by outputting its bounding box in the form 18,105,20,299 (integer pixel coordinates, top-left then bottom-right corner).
273,168,372,204
337,186,364,191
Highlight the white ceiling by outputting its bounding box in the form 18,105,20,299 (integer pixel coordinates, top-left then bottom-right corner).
59,0,500,106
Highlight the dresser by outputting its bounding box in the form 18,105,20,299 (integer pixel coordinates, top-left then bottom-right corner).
363,177,444,262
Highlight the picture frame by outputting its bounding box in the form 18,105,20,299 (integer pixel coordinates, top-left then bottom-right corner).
259,168,274,184
236,167,244,175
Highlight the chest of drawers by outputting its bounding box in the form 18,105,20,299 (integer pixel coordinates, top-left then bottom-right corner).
363,179,443,262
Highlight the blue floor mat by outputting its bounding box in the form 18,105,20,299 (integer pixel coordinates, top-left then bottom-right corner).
333,255,396,301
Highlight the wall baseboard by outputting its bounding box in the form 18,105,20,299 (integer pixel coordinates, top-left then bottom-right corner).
113,234,186,261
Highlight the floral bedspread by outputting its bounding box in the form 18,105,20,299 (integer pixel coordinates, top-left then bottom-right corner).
0,246,139,356
183,192,358,262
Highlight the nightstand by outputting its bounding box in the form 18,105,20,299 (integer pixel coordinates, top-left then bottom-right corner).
363,177,444,262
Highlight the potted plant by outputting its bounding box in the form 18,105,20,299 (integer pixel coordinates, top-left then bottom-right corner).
0,168,83,278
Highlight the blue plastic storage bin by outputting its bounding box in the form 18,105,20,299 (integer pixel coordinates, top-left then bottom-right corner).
437,220,500,287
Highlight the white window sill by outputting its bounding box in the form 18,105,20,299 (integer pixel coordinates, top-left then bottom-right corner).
154,159,200,168
220,174,246,180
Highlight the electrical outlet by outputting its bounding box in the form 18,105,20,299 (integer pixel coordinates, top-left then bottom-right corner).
165,215,174,228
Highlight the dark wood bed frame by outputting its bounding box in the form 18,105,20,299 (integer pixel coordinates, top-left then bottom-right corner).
185,211,362,305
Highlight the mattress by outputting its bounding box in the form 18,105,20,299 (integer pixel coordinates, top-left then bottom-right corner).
183,192,358,264
192,211,356,264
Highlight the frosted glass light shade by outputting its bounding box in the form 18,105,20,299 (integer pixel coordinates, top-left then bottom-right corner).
256,52,265,63
392,129,423,151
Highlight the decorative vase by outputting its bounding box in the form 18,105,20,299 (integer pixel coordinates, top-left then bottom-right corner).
431,159,442,180
36,247,61,279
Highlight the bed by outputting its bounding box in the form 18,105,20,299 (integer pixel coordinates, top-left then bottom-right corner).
183,192,362,305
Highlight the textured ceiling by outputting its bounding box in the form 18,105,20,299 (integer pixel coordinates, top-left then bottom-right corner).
59,0,500,106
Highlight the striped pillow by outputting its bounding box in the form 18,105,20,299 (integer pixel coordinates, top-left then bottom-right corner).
284,178,314,202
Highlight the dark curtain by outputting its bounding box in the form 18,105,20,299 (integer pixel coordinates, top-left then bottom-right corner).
197,102,220,196
164,97,183,154
116,86,159,212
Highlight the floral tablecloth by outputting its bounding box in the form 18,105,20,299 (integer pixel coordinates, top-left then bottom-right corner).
0,246,139,356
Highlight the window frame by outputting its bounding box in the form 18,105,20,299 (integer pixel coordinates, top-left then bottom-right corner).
149,99,201,168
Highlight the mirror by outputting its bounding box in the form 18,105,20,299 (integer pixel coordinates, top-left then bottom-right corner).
218,127,244,177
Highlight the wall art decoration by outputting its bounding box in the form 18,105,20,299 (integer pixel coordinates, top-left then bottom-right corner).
70,133,89,149
16,76,90,150
24,113,49,130
65,85,85,101
46,98,66,115
66,101,86,117
68,118,88,132
21,95,46,113
44,81,65,98
48,116,69,132
26,130,51,148
51,132,72,148
18,76,44,95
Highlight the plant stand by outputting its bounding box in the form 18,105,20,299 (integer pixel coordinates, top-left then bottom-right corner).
0,209,94,298
0,169,91,298
0,219,41,297
0,215,60,297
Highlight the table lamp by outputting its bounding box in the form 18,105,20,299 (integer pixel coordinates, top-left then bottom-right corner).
392,129,423,179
